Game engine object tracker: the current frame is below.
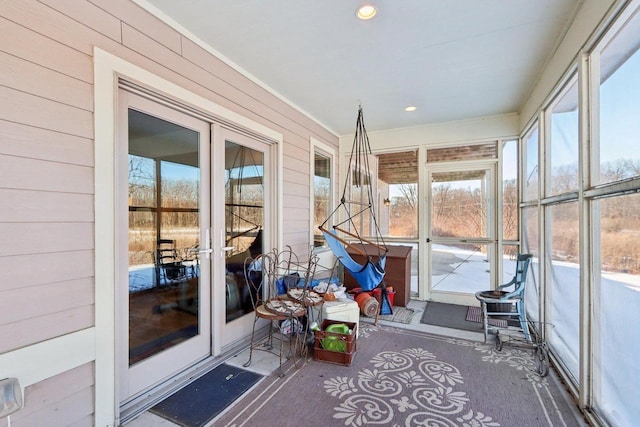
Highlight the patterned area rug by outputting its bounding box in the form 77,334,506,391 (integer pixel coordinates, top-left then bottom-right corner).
217,324,584,427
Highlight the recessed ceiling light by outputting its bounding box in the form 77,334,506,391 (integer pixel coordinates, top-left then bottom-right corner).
356,4,377,20
405,106,417,112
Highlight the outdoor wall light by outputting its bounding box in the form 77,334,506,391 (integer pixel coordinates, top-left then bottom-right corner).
383,198,391,207
0,378,23,418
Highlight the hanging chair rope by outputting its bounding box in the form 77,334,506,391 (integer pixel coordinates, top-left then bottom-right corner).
319,106,388,291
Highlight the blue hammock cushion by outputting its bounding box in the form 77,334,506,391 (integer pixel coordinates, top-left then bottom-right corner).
322,229,386,291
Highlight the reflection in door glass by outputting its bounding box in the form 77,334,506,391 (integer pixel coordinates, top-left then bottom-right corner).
225,141,264,323
128,109,200,365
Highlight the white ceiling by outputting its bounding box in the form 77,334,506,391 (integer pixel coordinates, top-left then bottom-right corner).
140,0,581,135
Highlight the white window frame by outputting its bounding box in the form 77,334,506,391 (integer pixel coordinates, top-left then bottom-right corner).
310,137,336,253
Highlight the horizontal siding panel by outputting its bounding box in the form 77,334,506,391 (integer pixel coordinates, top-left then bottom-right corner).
283,169,308,188
182,37,338,143
282,181,308,197
90,0,181,53
0,86,93,138
0,120,93,166
16,363,94,427
2,0,115,56
18,388,94,427
287,243,312,257
0,305,94,353
0,277,94,324
0,250,94,292
0,155,93,193
0,51,93,111
0,222,93,257
119,24,276,130
181,38,308,137
121,22,184,68
68,414,94,427
0,16,93,83
283,140,310,158
121,23,323,145
283,194,309,210
113,24,337,153
38,0,121,42
281,236,310,256
283,154,310,175
281,218,309,234
0,189,93,222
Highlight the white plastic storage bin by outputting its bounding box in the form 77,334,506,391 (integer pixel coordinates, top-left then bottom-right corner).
322,299,360,337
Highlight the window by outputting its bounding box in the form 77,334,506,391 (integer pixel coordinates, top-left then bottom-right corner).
590,8,640,425
593,194,640,426
598,11,640,185
523,125,539,202
549,79,579,196
546,201,580,381
521,206,539,323
502,140,518,242
348,167,372,235
311,139,335,248
542,74,581,383
376,150,418,238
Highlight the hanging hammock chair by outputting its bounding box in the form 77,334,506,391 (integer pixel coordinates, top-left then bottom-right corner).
226,144,263,259
319,106,392,314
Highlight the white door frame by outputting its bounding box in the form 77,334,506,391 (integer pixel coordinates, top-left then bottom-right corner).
424,160,497,306
94,47,282,425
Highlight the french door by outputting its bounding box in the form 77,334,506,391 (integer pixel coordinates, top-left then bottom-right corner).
426,162,496,306
118,91,274,403
118,92,212,402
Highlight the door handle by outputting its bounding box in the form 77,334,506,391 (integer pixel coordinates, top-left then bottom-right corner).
221,229,234,253
198,228,213,259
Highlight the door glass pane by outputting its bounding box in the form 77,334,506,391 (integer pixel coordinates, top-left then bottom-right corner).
430,169,492,293
431,171,490,239
431,243,491,293
594,194,640,426
225,141,264,323
128,109,200,366
547,202,580,382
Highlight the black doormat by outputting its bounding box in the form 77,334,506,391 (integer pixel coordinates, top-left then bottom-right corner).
420,302,485,332
150,363,263,427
